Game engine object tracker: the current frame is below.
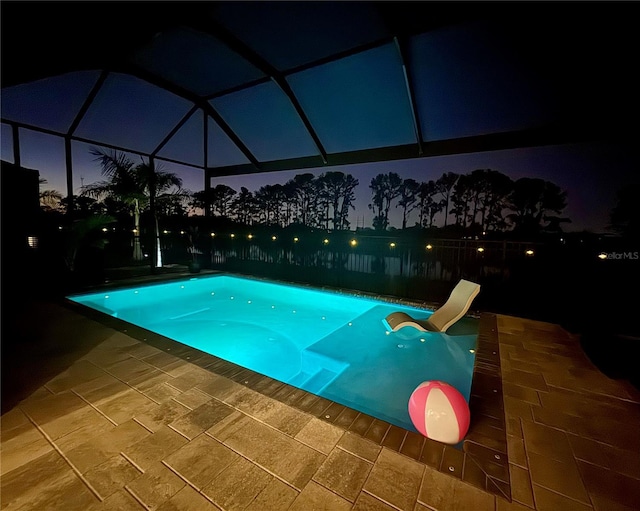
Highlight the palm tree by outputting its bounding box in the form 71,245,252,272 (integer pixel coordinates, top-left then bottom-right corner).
83,147,184,270
38,177,64,212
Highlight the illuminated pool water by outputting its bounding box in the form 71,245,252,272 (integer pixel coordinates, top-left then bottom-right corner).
67,274,478,431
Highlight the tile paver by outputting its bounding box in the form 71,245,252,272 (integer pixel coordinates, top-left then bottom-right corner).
164,432,239,489
121,424,189,471
363,448,424,511
156,485,220,510
168,398,235,439
244,477,299,511
124,461,186,508
65,419,150,473
295,417,344,454
83,454,142,500
313,447,373,502
0,450,98,510
201,455,273,511
288,480,352,511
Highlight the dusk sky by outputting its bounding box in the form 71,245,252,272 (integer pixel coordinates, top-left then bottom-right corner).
1,5,637,234
1,127,632,233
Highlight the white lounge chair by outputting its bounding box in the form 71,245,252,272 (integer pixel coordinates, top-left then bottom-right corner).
384,279,481,333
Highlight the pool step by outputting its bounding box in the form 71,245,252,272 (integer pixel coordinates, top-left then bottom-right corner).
289,368,340,394
288,371,313,387
288,350,348,394
303,368,340,393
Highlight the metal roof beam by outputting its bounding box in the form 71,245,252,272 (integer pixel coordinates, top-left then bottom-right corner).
208,122,628,177
113,61,262,170
190,18,328,164
394,36,423,156
151,105,199,158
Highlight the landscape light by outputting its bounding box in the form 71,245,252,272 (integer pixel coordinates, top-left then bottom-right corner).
323,238,329,245
210,232,215,237
247,234,253,240
271,235,277,241
102,227,108,232
389,242,396,248
598,253,607,260
525,249,534,256
230,233,235,238
477,247,485,253
426,244,433,250
27,236,38,248
293,237,299,242
350,239,357,247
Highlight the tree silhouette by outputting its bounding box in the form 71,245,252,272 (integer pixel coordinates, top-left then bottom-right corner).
210,184,237,217
397,178,420,229
464,170,488,229
609,183,640,239
451,174,475,228
506,177,568,236
174,165,572,238
230,187,255,225
61,195,103,217
476,169,513,231
416,180,442,228
191,184,237,217
255,184,287,226
317,171,359,230
369,172,402,230
435,172,459,227
288,173,317,227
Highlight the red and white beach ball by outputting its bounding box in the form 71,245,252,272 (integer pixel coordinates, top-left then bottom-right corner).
408,381,470,444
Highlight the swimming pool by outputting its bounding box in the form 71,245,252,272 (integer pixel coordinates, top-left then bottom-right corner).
67,274,478,432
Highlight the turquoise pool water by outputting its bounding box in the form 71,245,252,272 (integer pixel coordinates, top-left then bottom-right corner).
68,274,478,431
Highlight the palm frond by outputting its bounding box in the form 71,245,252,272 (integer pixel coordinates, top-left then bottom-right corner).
89,146,135,180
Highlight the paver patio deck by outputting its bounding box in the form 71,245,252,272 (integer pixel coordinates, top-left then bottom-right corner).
2,274,639,510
